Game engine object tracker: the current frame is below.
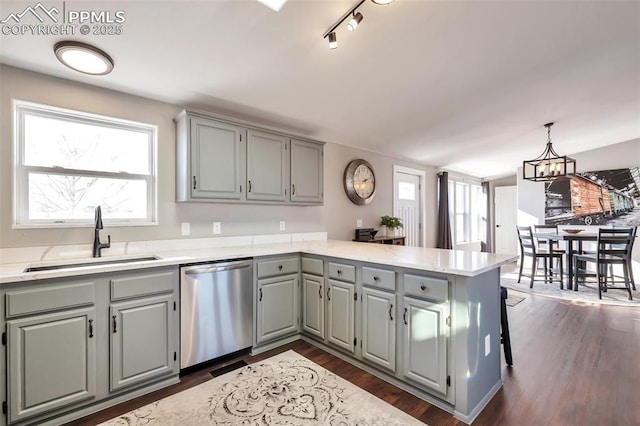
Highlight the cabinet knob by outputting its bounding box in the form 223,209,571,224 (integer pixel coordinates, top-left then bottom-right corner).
278,265,283,271
420,284,427,291
373,276,380,281
337,269,342,274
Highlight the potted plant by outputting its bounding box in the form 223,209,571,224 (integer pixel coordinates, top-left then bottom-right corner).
380,215,403,237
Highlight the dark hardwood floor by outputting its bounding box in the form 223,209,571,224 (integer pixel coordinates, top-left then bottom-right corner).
66,292,640,426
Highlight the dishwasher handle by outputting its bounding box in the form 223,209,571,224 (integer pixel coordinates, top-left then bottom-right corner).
183,261,252,275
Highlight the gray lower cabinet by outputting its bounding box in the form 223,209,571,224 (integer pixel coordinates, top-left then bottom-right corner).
326,279,355,354
361,287,396,372
110,294,174,392
256,274,299,344
301,273,324,339
290,139,323,204
247,130,288,202
402,296,449,395
2,267,179,425
7,307,96,423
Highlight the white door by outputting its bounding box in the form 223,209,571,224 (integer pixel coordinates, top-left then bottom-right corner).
394,168,423,247
495,186,518,254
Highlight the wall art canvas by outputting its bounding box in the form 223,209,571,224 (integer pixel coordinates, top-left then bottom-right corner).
545,166,640,226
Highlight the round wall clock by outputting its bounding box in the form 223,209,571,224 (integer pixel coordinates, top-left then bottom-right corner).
343,159,376,205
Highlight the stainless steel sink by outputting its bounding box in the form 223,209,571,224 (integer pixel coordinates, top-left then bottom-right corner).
24,256,161,272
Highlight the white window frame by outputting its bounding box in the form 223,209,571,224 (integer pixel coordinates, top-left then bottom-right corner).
448,174,485,247
13,100,158,228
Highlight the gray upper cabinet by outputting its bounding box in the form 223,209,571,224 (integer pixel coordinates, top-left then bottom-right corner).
176,112,245,202
247,130,288,202
7,307,96,423
175,110,323,205
290,139,323,204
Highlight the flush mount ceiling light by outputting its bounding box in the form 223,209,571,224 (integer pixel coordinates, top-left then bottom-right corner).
54,41,114,75
255,0,288,12
523,122,577,182
322,0,393,50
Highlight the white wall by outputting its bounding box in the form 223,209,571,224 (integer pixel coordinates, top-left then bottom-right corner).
0,65,438,249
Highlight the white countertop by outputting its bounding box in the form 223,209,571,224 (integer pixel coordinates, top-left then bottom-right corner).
0,240,517,284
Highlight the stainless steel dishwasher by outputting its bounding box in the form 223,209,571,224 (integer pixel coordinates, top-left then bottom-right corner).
180,258,253,369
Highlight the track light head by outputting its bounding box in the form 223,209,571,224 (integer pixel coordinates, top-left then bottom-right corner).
328,32,338,49
347,12,363,31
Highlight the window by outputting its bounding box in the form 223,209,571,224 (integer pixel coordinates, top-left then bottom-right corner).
14,101,157,227
448,177,486,246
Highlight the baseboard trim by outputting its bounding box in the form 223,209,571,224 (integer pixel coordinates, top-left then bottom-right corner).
454,379,502,424
251,334,301,355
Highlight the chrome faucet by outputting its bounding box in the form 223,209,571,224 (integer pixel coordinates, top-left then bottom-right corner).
93,205,111,258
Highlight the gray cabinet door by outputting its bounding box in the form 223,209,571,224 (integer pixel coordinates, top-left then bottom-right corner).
402,296,448,395
190,116,244,200
302,273,324,339
362,287,396,372
257,274,299,344
7,307,96,423
110,294,175,392
246,130,288,202
290,139,323,204
327,279,355,354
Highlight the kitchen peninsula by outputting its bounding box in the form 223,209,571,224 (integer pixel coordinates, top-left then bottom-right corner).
0,237,516,425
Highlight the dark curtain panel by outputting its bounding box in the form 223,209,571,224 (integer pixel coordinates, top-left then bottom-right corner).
436,172,453,249
481,181,493,253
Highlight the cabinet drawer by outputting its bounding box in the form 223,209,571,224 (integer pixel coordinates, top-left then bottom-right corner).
6,282,95,318
257,257,299,278
301,257,323,276
328,262,356,283
111,271,176,301
362,267,395,292
404,274,448,302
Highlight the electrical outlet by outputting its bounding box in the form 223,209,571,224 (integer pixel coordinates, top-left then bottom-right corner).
213,222,221,235
181,222,190,236
279,221,285,231
356,219,363,228
485,334,490,356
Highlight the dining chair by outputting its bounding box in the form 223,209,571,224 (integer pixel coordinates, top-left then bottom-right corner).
610,225,637,291
517,226,564,288
533,224,565,254
573,227,635,300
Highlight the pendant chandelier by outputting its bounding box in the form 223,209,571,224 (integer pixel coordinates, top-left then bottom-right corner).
523,122,576,182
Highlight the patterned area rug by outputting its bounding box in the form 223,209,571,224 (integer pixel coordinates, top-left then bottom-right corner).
501,267,640,307
100,350,425,425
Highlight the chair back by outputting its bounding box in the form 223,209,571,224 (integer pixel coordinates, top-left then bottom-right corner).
517,226,536,256
534,224,559,250
597,228,634,259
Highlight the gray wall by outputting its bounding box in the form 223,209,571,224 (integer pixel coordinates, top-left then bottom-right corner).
0,65,438,249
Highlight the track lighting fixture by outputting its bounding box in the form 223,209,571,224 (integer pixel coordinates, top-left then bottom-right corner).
322,0,393,50
328,32,338,50
347,12,363,31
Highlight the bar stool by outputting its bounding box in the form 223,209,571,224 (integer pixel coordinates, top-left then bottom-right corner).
500,286,513,367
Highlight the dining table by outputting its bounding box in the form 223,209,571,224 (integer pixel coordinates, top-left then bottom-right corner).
533,230,598,290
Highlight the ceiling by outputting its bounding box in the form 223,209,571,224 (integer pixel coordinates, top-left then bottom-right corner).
1,0,639,179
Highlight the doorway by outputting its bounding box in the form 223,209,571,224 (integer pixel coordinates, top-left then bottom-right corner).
495,185,518,254
393,166,425,247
